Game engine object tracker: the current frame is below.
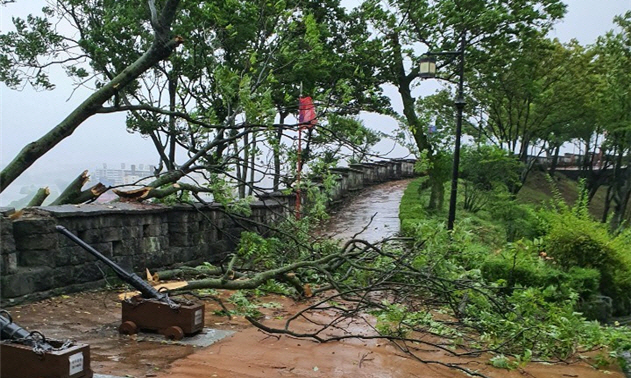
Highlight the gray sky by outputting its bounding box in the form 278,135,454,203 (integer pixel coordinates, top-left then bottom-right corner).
1,0,629,205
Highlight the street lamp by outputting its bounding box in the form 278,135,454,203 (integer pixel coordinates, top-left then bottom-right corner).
419,33,466,231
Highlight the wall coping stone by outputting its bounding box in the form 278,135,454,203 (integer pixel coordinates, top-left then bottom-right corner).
36,203,169,217
1,207,16,216
330,167,363,174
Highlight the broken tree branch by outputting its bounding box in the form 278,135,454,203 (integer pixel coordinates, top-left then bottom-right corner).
50,170,108,205
27,187,50,206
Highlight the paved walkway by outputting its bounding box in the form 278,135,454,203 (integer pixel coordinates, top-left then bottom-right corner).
317,179,412,243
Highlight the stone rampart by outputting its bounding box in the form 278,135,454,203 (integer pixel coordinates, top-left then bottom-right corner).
0,159,415,304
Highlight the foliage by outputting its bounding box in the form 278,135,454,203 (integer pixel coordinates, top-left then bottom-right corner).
151,188,192,205
397,176,631,364
351,0,565,210
542,208,631,315
227,291,262,318
460,145,522,212
481,242,601,300
488,191,541,241
591,12,631,230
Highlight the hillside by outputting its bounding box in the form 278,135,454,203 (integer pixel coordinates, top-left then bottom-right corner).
517,169,609,220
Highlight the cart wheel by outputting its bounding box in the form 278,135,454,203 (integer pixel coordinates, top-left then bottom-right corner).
119,321,138,335
163,326,184,340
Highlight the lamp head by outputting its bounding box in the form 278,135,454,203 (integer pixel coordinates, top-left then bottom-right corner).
418,56,437,78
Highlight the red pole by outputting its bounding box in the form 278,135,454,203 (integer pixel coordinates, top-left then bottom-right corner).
296,127,302,219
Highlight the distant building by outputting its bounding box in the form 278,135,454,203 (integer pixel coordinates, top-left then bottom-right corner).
94,163,155,186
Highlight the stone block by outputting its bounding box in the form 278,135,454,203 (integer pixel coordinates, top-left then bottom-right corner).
142,223,162,237
1,267,54,297
170,219,200,234
1,272,35,298
121,225,143,239
18,249,57,268
0,229,16,255
112,238,142,257
15,231,57,251
169,230,193,247
73,263,105,284
207,240,230,262
13,217,56,235
74,228,102,244
224,227,244,243
57,245,86,266
1,253,17,274
168,222,188,234
52,266,75,287
96,226,122,242
579,295,613,323
145,249,174,268
142,236,162,253
101,215,126,228
113,255,134,273
167,211,192,224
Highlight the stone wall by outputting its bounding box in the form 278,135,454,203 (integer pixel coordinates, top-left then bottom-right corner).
0,159,416,305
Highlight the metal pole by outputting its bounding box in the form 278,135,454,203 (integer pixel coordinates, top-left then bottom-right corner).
296,127,302,219
447,32,466,231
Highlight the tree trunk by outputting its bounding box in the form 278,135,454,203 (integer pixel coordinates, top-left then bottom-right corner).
602,185,613,223
239,132,248,199
167,71,178,170
548,145,560,176
428,179,445,210
0,0,182,193
113,182,211,201
610,165,631,232
390,33,442,209
273,113,287,191
248,132,256,196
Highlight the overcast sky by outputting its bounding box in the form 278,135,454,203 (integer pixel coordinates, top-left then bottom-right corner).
1,0,629,205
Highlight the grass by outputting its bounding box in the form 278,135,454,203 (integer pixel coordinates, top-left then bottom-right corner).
517,169,608,220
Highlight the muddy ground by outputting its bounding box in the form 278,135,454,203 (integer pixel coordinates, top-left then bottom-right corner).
7,289,625,378
3,180,628,377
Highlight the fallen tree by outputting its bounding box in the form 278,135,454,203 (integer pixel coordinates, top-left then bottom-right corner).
148,213,630,378
0,0,183,193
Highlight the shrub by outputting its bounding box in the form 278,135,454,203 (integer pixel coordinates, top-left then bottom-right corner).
488,195,541,241
482,256,600,300
545,214,631,315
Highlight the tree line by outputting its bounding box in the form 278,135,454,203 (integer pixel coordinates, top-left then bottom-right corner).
0,0,629,229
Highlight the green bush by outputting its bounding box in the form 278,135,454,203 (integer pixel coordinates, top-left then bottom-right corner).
566,267,602,299
481,255,600,299
488,194,541,242
544,214,631,315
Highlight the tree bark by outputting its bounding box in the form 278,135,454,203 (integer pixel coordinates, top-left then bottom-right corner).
273,112,287,191
27,187,50,207
248,132,256,196
113,182,212,201
602,185,614,223
167,71,178,171
548,145,560,176
180,252,340,292
51,170,107,205
0,0,183,193
390,33,442,210
610,165,631,232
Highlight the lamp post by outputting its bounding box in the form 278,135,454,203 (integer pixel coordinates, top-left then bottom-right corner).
419,32,466,231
